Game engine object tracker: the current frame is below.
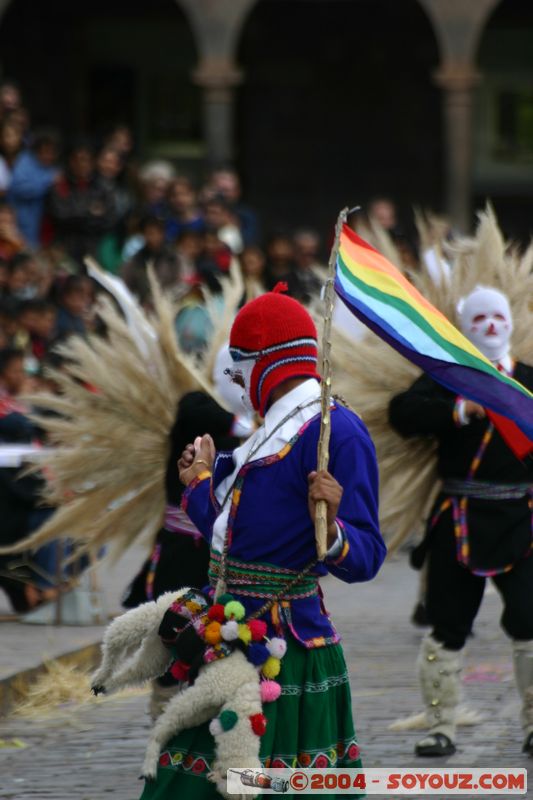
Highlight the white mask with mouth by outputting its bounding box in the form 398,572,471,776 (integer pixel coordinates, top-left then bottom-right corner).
221,355,256,415
212,344,251,416
458,286,513,363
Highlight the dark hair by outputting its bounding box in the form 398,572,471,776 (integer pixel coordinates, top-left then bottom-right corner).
9,251,33,272
61,274,87,298
18,298,55,316
0,79,20,96
0,346,24,375
140,214,165,232
0,296,21,319
66,138,94,159
32,127,61,153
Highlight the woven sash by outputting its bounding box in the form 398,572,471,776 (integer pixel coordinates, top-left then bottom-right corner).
208,552,319,600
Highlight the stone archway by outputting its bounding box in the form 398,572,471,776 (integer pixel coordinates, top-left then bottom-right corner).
236,0,442,236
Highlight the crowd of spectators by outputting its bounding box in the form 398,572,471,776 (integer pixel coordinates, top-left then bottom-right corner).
0,78,333,381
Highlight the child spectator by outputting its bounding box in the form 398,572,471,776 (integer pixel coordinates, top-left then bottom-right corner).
7,252,32,299
204,195,243,254
175,230,202,286
165,177,204,241
47,141,118,263
239,245,267,301
121,215,180,305
0,347,27,400
18,299,57,362
54,274,90,339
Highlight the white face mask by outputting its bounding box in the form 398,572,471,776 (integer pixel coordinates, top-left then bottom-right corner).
222,355,256,414
458,287,513,363
212,345,251,416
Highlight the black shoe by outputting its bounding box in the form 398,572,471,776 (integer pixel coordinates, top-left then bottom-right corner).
415,733,456,757
411,602,430,627
522,732,533,756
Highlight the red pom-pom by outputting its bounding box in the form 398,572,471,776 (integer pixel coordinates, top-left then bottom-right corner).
249,713,267,737
272,281,288,294
247,619,268,641
170,660,190,681
207,604,226,623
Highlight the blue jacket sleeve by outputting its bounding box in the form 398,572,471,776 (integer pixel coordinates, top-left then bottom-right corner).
325,421,386,583
8,154,56,200
179,471,217,543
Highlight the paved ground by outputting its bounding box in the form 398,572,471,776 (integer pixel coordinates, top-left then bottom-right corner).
0,552,530,799
0,546,147,679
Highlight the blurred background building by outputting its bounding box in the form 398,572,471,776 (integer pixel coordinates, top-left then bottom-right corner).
0,0,531,237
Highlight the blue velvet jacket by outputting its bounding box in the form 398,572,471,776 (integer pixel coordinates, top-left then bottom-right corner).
181,403,386,648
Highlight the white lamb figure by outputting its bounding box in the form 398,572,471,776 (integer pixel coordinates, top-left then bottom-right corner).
91,591,180,694
91,590,264,800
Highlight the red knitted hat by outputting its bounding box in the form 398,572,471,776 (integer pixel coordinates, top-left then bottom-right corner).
229,285,320,416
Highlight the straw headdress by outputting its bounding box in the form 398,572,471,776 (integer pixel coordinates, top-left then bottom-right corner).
0,261,243,560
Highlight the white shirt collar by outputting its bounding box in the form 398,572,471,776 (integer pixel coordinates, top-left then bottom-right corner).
263,378,321,435
495,353,513,373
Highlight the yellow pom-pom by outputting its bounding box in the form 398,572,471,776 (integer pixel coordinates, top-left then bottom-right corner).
262,656,281,679
185,600,202,614
205,621,222,645
237,624,252,644
224,600,246,621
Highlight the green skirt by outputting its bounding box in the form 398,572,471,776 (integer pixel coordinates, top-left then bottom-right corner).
140,637,362,799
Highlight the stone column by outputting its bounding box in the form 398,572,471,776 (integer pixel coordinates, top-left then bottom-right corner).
193,59,242,166
418,0,500,232
434,64,480,234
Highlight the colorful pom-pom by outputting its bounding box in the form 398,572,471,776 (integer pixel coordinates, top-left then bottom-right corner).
249,712,267,736
185,600,203,614
208,718,223,736
267,637,287,658
262,656,281,679
237,623,252,644
170,660,190,681
221,620,239,641
204,621,222,645
217,593,234,605
260,680,281,703
203,647,217,663
224,600,245,621
219,709,238,731
247,619,267,641
207,604,226,623
247,643,270,666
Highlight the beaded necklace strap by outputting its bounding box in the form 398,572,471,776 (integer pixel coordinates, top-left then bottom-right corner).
215,397,321,599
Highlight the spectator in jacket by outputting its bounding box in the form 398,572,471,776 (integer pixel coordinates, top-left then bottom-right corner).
121,215,180,305
47,142,118,262
7,128,60,249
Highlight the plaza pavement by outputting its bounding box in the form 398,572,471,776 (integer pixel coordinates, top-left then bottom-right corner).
0,547,528,799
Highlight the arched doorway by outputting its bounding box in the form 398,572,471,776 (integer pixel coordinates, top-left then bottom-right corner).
475,0,533,241
0,0,201,162
237,0,441,236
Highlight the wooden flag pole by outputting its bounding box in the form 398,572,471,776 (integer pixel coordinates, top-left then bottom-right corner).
315,207,349,560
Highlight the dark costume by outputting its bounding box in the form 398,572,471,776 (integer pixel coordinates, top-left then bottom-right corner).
123,391,240,608
390,361,533,756
390,365,533,649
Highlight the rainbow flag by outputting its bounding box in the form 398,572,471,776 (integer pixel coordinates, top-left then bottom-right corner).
335,224,533,456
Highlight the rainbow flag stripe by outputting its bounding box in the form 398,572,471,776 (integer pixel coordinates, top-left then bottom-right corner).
335,224,533,443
